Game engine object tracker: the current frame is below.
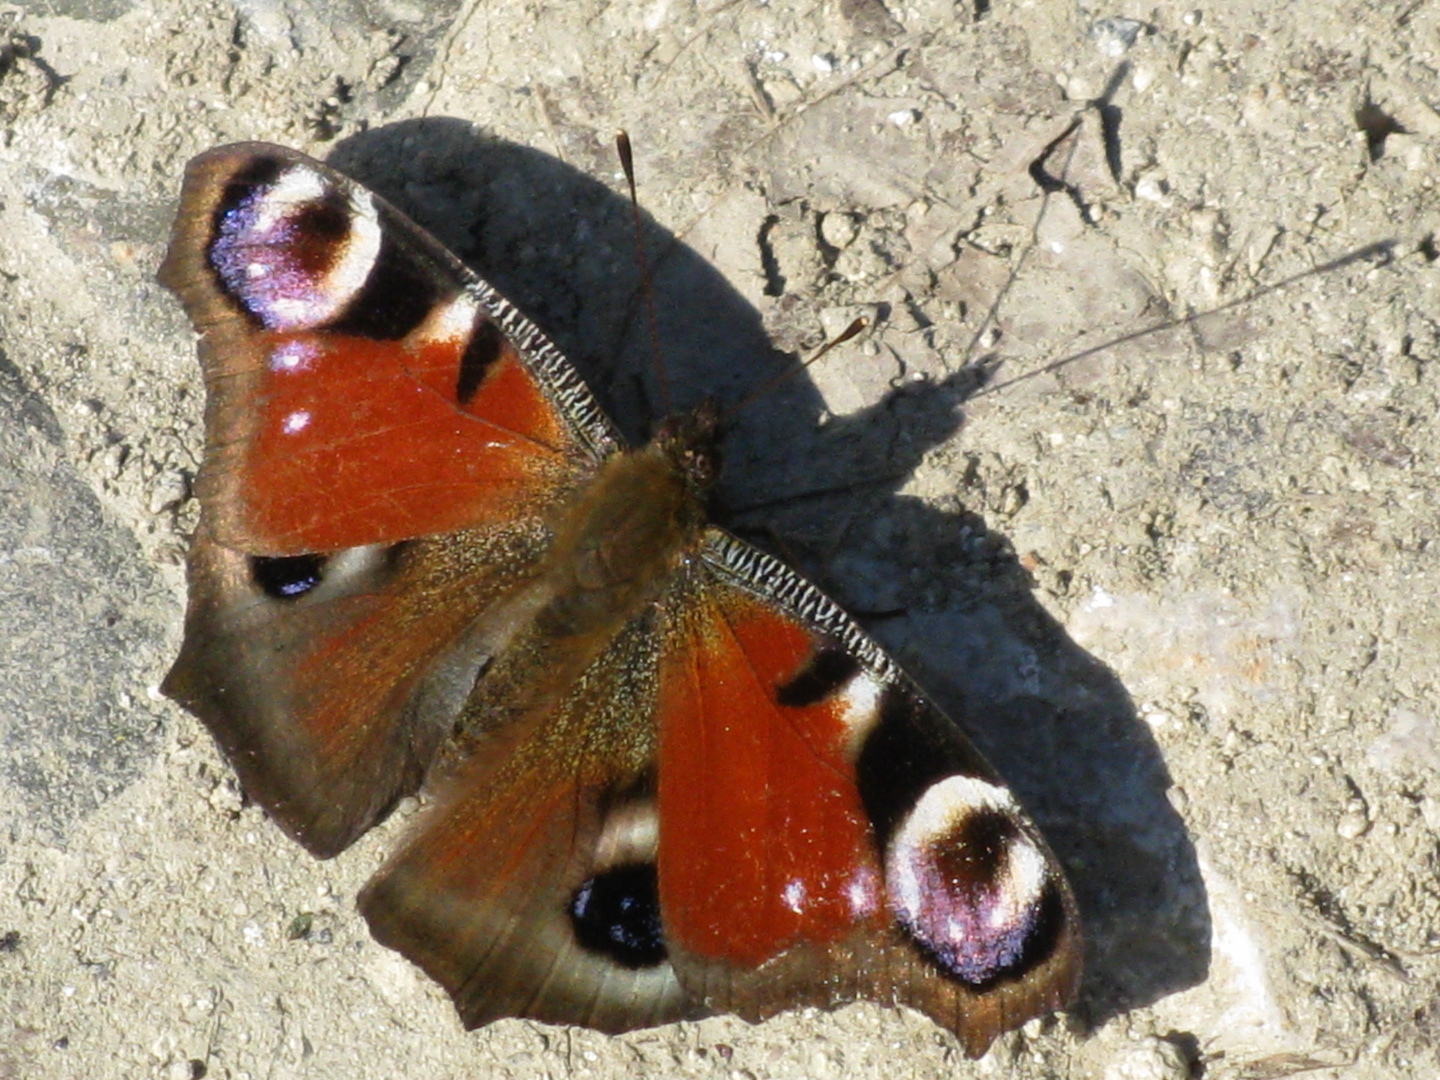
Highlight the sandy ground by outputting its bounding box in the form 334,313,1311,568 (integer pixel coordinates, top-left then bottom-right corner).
1,0,1438,1077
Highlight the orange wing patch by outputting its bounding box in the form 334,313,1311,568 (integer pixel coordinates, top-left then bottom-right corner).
234,320,572,552
657,589,884,965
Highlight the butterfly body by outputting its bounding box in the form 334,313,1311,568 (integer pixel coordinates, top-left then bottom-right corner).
158,142,1081,1056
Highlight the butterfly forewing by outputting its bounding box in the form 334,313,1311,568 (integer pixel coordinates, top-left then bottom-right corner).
158,142,620,555
652,530,1081,1054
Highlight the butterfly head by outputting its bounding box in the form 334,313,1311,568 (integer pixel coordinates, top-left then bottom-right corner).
651,399,723,501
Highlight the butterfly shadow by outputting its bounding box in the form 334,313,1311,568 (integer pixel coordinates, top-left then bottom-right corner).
328,117,1210,1036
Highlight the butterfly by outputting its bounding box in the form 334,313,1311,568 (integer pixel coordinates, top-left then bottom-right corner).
157,141,1081,1057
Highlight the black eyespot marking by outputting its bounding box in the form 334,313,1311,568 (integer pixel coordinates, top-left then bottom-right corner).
775,646,861,708
456,317,506,405
208,164,358,331
856,690,954,846
569,863,666,969
328,227,448,340
208,158,288,326
250,554,328,599
856,689,992,849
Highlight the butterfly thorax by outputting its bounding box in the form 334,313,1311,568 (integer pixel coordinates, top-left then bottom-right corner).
533,404,720,640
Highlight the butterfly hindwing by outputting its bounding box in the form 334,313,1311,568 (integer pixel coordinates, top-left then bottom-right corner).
358,609,692,1032
162,523,550,856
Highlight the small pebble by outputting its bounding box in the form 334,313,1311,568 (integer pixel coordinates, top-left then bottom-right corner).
1336,801,1370,840
1090,17,1145,58
149,470,188,513
820,212,859,249
1103,1035,1191,1080
1420,797,1440,831
1135,172,1169,202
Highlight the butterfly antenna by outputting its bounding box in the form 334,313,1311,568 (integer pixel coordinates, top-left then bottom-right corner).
616,131,671,416
720,316,869,424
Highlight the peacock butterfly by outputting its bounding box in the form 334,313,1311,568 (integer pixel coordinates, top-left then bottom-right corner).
157,141,1081,1057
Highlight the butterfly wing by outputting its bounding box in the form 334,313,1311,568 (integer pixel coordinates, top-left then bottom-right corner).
159,143,621,856
354,525,1078,1054
159,142,621,554
654,530,1081,1056
358,607,691,1032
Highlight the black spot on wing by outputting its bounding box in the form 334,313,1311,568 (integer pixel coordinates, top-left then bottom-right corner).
775,646,861,708
855,688,992,849
949,808,1016,876
456,317,506,405
570,863,667,969
327,222,448,339
250,553,327,599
